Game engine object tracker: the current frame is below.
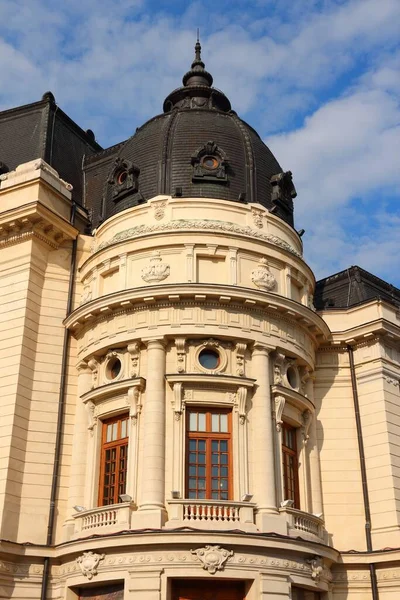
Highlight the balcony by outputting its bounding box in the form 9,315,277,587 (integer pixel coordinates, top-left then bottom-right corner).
279,506,327,544
72,502,136,538
166,499,257,532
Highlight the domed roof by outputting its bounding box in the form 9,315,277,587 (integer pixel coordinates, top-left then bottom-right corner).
100,41,296,228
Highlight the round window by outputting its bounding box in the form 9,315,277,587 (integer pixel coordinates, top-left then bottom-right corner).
117,170,128,185
286,366,298,389
202,156,219,170
198,348,220,370
107,357,121,380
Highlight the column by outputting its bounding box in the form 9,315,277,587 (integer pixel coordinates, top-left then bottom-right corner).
252,345,277,515
307,382,324,516
63,362,92,540
138,339,166,524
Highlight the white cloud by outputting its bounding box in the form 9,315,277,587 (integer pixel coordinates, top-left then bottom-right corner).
266,59,400,282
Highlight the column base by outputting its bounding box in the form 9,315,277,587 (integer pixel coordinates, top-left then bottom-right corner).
131,508,167,529
256,510,287,535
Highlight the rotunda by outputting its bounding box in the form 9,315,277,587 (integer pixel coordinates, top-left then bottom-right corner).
59,41,336,600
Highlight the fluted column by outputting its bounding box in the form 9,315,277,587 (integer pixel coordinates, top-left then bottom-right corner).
252,344,277,514
139,338,166,512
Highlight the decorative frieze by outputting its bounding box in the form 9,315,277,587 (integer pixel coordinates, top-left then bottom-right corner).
93,219,301,258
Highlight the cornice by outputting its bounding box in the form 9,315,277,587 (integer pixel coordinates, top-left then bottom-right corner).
271,384,315,412
65,283,331,342
81,377,146,404
0,200,78,249
166,373,256,388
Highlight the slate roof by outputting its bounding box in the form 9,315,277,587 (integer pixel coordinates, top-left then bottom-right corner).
0,92,102,205
314,266,400,310
84,42,296,229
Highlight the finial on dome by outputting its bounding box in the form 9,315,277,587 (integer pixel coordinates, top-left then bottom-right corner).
182,36,213,88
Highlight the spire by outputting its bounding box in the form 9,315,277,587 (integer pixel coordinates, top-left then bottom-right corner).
162,37,231,113
182,36,213,88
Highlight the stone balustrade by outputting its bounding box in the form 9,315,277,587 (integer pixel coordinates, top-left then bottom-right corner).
166,499,257,531
279,506,326,543
72,502,135,538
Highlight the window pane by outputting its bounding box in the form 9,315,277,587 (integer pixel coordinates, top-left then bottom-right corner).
112,422,118,441
198,466,206,476
188,490,196,499
211,440,219,451
212,479,219,490
220,453,228,464
198,479,206,489
120,419,127,439
189,466,196,476
220,414,228,432
189,453,197,462
221,467,228,476
198,440,206,451
212,467,219,476
106,424,113,443
188,478,197,489
220,440,228,451
221,492,228,500
198,453,206,464
198,413,206,431
211,414,219,432
189,440,197,450
198,491,206,499
220,479,228,490
212,453,219,464
189,413,197,431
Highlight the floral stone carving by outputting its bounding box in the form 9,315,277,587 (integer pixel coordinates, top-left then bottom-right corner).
141,251,170,283
76,551,105,579
191,545,233,574
251,258,276,291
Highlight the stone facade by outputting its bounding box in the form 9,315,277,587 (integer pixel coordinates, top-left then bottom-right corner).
0,159,399,599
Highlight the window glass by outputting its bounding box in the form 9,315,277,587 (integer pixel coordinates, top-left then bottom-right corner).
99,415,129,506
186,409,231,501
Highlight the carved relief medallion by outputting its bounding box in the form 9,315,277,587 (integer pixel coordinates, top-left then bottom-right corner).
191,545,233,574
76,551,105,580
141,251,170,283
251,258,276,291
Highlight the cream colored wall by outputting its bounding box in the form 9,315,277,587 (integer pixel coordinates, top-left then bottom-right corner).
0,237,73,544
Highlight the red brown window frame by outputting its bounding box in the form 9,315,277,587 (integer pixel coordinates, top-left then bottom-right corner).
98,414,129,506
282,422,300,509
186,408,233,501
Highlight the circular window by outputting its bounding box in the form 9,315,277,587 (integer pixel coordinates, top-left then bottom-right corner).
286,365,298,389
198,348,220,370
117,170,128,185
107,357,122,380
202,156,219,170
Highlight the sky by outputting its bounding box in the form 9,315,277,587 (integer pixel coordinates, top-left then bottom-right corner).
1,0,399,285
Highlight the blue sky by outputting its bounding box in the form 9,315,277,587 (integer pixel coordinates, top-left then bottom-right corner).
1,0,399,285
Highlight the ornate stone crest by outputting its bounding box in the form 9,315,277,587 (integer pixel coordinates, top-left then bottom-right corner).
141,251,170,283
191,545,233,574
251,207,264,228
76,551,105,580
152,199,167,220
307,556,323,581
251,258,276,291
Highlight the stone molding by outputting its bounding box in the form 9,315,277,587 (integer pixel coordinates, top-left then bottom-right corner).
92,219,302,258
76,551,105,579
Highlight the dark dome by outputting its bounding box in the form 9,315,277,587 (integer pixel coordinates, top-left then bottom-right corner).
100,42,296,228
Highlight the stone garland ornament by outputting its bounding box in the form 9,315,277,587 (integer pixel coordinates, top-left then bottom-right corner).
251,258,276,291
191,545,233,574
76,552,105,580
93,220,301,258
141,251,170,283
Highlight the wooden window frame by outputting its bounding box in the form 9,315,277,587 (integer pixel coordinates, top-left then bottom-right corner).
282,422,300,509
186,408,233,501
98,414,129,506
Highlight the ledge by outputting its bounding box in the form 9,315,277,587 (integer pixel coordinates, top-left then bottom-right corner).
166,373,256,388
271,385,315,412
65,283,331,342
81,377,146,403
